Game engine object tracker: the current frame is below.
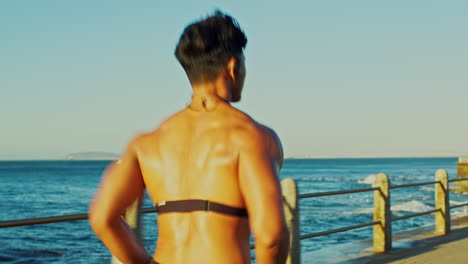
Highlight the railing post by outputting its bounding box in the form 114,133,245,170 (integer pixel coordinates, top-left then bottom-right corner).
456,157,468,193
373,173,391,253
111,198,143,264
435,169,450,235
281,178,300,264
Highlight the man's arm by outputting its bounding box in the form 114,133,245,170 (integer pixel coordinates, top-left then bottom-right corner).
238,128,289,264
88,137,151,264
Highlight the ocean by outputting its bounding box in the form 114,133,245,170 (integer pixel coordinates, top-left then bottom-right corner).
0,158,467,263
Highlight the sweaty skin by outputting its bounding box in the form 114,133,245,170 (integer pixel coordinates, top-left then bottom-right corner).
89,56,289,264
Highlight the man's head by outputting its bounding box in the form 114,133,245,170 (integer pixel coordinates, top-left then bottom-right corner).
175,10,247,101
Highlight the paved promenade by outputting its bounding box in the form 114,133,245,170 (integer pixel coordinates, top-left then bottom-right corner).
303,216,468,264
354,224,468,264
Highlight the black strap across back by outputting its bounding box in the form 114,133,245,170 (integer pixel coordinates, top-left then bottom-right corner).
155,199,248,217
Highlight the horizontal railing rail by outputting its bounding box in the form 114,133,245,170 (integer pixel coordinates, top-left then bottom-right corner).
451,202,468,209
0,212,89,228
390,180,440,189
0,205,175,228
391,209,440,222
300,220,381,240
448,178,468,182
0,210,163,229
298,187,379,199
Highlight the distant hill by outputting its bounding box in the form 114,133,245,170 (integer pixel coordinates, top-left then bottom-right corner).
65,152,120,160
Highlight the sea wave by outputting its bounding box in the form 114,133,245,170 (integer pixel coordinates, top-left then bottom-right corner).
419,186,434,192
346,200,434,215
393,194,432,201
451,208,468,219
391,200,433,213
358,174,377,185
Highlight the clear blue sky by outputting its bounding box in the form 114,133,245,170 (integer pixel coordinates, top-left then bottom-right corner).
1,1,467,159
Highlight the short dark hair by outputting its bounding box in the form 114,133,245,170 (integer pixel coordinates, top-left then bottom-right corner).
175,10,247,84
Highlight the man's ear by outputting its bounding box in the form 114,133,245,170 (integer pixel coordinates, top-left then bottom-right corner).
226,57,237,80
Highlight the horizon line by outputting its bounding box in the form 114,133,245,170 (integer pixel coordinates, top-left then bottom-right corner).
0,155,465,161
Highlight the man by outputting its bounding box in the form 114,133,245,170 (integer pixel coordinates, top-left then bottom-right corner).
89,10,289,264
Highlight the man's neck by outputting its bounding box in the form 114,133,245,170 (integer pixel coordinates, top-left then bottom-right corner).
191,76,231,102
189,92,230,112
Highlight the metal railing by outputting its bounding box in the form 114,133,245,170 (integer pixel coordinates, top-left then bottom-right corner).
296,169,468,256
298,186,379,199
297,187,380,240
0,212,89,228
0,208,160,229
390,181,443,222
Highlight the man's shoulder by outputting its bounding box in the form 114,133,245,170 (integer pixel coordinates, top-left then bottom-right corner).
125,131,153,152
228,108,283,161
128,114,178,148
231,113,278,147
141,108,187,136
236,112,278,140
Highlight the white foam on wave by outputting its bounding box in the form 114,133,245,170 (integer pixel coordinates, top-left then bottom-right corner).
391,200,433,213
419,186,434,192
393,195,413,201
451,185,468,194
346,200,434,216
452,210,468,219
421,195,432,201
393,195,432,201
349,207,374,214
358,174,377,185
451,201,468,219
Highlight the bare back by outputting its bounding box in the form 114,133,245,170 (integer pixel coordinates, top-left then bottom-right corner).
134,102,281,263
89,101,286,264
